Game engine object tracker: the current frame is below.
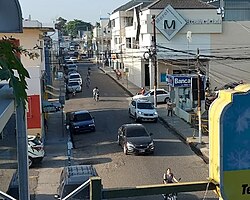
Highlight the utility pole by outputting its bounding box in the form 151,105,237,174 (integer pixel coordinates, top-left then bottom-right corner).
152,15,157,108
196,48,202,144
16,103,30,200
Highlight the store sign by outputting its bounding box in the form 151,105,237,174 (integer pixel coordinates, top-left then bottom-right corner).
155,5,186,40
166,75,191,87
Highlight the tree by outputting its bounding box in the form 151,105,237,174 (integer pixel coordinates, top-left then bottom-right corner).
0,37,38,108
55,17,68,35
65,19,92,37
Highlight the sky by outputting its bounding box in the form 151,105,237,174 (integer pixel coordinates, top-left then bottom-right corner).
19,0,129,25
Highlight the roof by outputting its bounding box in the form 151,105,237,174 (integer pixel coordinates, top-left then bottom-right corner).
123,123,144,128
112,0,155,13
73,110,90,115
147,0,215,9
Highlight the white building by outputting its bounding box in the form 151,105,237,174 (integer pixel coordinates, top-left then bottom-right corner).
110,0,222,121
92,18,112,63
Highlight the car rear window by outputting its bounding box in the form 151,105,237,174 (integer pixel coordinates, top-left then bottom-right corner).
137,103,154,109
70,74,80,79
62,185,89,199
126,126,148,137
68,82,79,86
74,113,92,121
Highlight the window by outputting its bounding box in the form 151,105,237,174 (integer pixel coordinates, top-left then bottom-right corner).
137,103,154,109
126,38,132,48
125,17,133,27
132,37,139,49
111,19,115,28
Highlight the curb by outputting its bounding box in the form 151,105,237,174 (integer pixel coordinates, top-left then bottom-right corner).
159,116,209,163
99,67,134,97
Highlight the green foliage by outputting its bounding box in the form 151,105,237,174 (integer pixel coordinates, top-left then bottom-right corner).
55,17,93,37
55,17,68,35
65,19,92,37
0,37,38,108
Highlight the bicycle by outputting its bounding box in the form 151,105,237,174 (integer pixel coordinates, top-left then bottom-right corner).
94,92,99,101
85,77,90,88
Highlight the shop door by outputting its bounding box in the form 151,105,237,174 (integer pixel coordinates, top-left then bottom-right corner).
145,64,150,87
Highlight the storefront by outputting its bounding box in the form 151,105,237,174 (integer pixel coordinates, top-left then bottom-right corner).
166,74,205,122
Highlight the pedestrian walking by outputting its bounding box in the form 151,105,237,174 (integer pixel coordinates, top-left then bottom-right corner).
167,99,173,116
85,74,90,88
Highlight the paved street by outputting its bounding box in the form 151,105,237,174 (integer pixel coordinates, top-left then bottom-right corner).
0,61,218,200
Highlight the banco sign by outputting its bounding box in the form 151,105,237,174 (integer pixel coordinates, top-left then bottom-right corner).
174,77,191,86
155,5,186,40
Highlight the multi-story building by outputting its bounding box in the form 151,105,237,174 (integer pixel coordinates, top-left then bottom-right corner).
92,18,112,64
201,0,250,89
110,0,221,121
0,18,54,137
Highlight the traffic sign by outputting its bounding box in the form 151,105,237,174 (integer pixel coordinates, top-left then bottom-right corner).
155,5,186,40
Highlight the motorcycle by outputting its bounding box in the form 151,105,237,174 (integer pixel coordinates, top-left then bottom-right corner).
162,178,181,200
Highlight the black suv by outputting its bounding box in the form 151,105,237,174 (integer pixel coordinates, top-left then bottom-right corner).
67,110,95,134
117,123,154,155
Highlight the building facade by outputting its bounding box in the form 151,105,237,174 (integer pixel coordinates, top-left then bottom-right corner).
110,0,221,121
0,19,54,137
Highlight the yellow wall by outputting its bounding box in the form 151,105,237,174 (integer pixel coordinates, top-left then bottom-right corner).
0,29,43,67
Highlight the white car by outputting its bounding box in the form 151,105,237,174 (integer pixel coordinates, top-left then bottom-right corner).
66,81,82,93
68,72,82,85
69,56,78,62
129,99,158,122
28,135,45,167
132,89,170,103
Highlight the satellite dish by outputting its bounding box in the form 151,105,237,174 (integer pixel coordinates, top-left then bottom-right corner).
0,0,23,33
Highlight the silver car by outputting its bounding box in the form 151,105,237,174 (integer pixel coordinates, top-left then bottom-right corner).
66,81,82,93
68,72,82,85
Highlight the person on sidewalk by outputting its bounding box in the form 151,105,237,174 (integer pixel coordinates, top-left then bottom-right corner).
138,87,146,95
167,99,173,116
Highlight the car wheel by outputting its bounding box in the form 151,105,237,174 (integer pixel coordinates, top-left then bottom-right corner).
128,109,131,118
123,145,128,155
164,97,170,103
92,127,96,132
134,114,139,122
154,118,158,123
28,157,33,168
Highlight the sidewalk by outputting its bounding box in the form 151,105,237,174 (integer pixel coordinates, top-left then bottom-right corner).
98,65,209,163
35,78,68,200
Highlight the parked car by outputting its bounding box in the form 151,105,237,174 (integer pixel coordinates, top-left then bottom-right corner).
43,103,61,113
68,56,78,62
54,165,98,200
129,99,158,122
65,63,78,73
28,135,45,167
68,72,82,85
63,60,75,69
117,123,155,155
67,110,96,134
66,81,82,93
132,89,170,103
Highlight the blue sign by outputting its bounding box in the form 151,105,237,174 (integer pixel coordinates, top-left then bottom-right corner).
166,75,191,87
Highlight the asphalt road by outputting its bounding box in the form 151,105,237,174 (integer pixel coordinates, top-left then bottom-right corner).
0,62,218,199
63,62,218,200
